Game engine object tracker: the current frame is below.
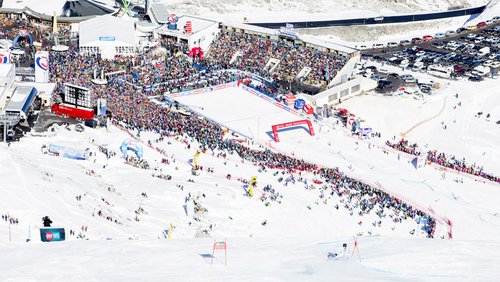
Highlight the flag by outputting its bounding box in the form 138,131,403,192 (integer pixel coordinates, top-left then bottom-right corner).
325,62,330,81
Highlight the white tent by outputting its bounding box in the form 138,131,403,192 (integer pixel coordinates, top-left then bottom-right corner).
79,15,137,59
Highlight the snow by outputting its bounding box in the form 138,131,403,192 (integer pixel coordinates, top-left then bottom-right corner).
174,86,314,141
161,0,489,23
1,68,499,280
1,1,500,280
341,62,500,174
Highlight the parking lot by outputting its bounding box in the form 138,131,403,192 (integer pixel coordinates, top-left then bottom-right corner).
360,21,500,85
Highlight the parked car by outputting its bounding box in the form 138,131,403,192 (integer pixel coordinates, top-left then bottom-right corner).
477,22,487,28
434,33,445,39
416,50,426,56
376,80,392,88
419,84,432,93
456,27,467,33
370,74,386,81
411,37,423,44
445,30,456,36
432,42,445,49
422,35,434,41
400,40,411,46
387,42,398,48
468,75,484,82
401,74,416,83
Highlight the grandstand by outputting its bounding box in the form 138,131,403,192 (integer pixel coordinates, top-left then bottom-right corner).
204,23,363,105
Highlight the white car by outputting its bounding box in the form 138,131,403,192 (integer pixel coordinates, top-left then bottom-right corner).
445,30,456,36
490,61,500,68
416,51,426,56
484,60,494,67
387,42,398,48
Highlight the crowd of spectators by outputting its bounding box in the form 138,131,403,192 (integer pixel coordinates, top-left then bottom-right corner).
45,35,437,238
427,150,499,183
386,139,421,156
386,139,498,183
203,31,348,87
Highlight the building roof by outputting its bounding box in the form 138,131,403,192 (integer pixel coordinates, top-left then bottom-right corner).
4,85,37,114
150,3,170,24
1,0,116,18
224,22,357,55
79,15,136,47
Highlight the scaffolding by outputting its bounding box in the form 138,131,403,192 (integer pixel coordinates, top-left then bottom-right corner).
0,112,20,142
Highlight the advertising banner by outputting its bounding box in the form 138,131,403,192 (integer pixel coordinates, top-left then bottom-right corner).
0,49,11,64
40,228,66,242
35,51,49,83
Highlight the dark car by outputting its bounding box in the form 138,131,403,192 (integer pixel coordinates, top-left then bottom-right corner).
411,37,423,44
456,27,467,33
468,75,484,82
377,80,392,89
419,85,432,93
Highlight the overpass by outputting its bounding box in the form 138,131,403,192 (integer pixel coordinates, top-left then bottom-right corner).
249,5,486,29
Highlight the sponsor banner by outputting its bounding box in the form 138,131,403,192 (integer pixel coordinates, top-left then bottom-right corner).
240,84,318,124
0,50,11,64
166,82,237,99
99,36,116,41
97,98,107,116
35,51,49,83
40,228,66,242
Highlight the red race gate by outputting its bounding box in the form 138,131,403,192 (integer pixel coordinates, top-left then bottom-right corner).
272,119,314,142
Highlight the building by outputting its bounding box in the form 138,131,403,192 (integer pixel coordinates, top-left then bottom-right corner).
155,15,219,52
0,0,118,23
222,23,364,106
79,15,137,59
3,85,38,120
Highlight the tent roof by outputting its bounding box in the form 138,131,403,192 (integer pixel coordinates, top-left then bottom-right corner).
79,15,136,47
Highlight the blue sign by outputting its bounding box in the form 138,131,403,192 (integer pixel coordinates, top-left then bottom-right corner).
40,228,66,242
99,36,116,41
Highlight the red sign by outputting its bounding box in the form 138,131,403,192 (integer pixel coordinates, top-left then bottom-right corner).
51,103,95,120
185,21,192,33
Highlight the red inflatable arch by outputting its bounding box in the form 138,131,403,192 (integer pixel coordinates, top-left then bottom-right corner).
272,120,315,142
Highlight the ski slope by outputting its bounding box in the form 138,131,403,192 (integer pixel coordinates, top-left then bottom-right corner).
0,76,499,280
1,236,500,282
174,85,318,141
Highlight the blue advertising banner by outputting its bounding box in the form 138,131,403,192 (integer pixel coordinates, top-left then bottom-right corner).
99,36,116,41
40,228,66,242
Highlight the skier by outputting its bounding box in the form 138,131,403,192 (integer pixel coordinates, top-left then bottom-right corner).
328,243,349,260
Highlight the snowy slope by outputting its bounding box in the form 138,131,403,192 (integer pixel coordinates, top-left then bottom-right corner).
161,0,489,22
1,236,500,281
0,82,499,280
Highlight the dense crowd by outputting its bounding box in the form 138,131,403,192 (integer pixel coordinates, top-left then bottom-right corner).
386,139,499,183
386,139,421,156
44,34,439,237
204,31,348,87
427,150,499,183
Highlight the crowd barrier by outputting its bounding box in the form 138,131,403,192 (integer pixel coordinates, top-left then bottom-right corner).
168,82,237,98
